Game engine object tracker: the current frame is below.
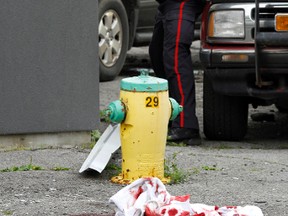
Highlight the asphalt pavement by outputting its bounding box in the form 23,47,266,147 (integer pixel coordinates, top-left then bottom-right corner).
0,45,287,216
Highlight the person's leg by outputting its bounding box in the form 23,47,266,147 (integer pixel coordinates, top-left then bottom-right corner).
149,11,166,79
162,4,200,145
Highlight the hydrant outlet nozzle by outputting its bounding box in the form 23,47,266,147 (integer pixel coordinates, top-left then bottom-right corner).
106,100,126,123
169,98,183,120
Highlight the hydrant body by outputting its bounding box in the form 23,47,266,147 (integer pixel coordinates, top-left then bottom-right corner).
108,71,182,184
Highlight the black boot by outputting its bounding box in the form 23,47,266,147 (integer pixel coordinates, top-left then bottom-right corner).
167,128,201,146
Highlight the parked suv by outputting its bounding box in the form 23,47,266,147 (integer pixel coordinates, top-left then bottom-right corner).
200,0,288,140
98,0,157,81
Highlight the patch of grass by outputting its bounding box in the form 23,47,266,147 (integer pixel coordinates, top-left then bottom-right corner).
0,156,43,172
190,167,201,174
202,165,217,171
2,210,13,215
91,130,101,143
166,141,186,147
164,152,189,184
1,163,43,172
81,130,102,149
0,157,71,172
100,109,111,123
51,167,70,171
106,163,121,172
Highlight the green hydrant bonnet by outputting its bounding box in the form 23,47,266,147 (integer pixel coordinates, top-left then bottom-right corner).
121,71,168,92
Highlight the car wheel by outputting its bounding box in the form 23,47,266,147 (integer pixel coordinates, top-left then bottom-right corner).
275,100,288,113
98,0,129,81
203,73,248,141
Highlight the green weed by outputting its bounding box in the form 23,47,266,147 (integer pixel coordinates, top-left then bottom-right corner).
0,156,43,172
2,210,13,215
1,163,43,172
190,167,201,174
166,141,186,147
0,156,71,172
164,152,189,184
91,130,101,143
100,109,111,123
202,165,217,171
81,129,102,149
106,163,121,172
51,167,70,171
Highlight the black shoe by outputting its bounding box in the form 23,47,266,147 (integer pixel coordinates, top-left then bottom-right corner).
167,128,201,146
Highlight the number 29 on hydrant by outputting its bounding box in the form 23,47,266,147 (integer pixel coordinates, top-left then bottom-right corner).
106,69,182,184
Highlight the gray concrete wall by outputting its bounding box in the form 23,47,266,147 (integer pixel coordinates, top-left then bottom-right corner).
0,132,92,151
0,0,99,136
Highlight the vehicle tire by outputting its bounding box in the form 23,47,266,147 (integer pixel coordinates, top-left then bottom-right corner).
203,73,248,141
98,0,129,81
275,100,288,113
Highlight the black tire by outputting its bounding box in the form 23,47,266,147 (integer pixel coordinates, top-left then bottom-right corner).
98,0,129,81
275,100,288,113
203,73,248,141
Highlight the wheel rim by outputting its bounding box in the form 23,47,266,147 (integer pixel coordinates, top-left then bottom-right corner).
99,9,123,68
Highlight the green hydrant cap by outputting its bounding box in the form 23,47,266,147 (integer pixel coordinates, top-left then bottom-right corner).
106,100,126,123
169,98,183,120
121,69,168,92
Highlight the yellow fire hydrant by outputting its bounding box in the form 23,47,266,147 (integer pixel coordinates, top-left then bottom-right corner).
106,69,182,184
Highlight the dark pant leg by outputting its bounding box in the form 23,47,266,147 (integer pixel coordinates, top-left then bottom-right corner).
162,8,199,130
149,11,166,79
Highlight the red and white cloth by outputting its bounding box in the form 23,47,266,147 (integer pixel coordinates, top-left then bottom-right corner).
109,177,264,216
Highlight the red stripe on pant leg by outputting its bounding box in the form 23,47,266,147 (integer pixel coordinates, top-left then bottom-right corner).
174,2,186,127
